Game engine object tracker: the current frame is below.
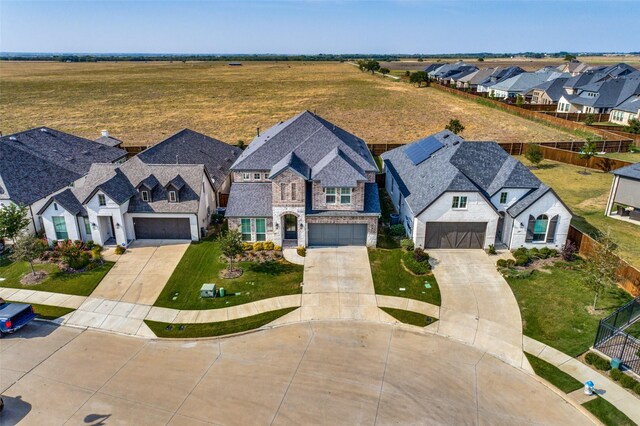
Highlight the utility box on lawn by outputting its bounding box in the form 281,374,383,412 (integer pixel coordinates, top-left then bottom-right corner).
200,284,216,298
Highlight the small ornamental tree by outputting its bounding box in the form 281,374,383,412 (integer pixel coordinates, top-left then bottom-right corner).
410,71,429,87
515,94,524,106
218,229,244,272
0,203,30,244
445,119,465,135
583,229,620,310
579,139,598,173
627,117,640,134
11,234,45,276
564,54,577,61
525,144,544,168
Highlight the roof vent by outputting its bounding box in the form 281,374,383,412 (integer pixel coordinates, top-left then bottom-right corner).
443,134,449,139
453,141,461,145
101,130,109,138
9,136,17,141
40,128,48,132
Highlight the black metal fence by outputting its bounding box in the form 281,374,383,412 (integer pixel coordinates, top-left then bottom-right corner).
594,296,640,374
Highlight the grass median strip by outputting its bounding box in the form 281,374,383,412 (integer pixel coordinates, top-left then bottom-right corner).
8,302,75,321
524,352,582,393
582,396,636,426
380,307,436,327
144,307,298,338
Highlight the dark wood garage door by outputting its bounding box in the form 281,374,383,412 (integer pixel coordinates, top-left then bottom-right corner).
308,223,368,246
425,222,487,249
133,217,191,240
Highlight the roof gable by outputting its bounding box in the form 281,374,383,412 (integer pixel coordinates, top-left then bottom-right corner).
311,148,367,187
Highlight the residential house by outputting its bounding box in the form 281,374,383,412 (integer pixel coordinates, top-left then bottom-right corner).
424,63,448,77
609,96,640,125
529,77,570,105
487,70,567,100
605,163,640,223
38,157,216,245
381,131,572,249
225,111,380,247
442,66,478,86
430,62,476,82
136,129,242,207
0,127,126,235
555,60,593,76
557,76,640,114
475,66,525,93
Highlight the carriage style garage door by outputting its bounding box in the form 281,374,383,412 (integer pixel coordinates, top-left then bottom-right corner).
308,223,368,246
133,217,191,240
425,222,487,249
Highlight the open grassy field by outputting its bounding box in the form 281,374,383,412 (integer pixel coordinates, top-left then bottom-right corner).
382,55,640,72
0,61,580,146
518,157,640,268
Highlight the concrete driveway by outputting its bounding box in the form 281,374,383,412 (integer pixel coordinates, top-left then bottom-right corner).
299,247,390,322
0,321,589,425
428,249,524,368
91,240,190,305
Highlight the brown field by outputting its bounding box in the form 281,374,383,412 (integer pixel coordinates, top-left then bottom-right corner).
0,61,580,146
383,54,640,72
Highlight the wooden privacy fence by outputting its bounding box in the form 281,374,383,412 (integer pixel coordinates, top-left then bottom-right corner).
431,83,631,143
542,111,610,123
124,145,148,157
568,226,640,296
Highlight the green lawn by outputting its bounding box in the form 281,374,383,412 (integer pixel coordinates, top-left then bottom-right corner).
369,248,440,306
0,258,114,296
380,307,437,327
524,353,582,393
624,321,640,339
582,397,636,426
518,156,640,268
600,151,640,163
28,303,75,320
154,238,303,310
145,307,297,338
507,261,632,357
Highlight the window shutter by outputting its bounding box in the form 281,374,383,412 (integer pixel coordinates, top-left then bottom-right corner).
546,215,559,243
525,215,535,242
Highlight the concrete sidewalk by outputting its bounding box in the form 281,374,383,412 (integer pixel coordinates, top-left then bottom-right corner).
429,249,524,368
524,336,640,424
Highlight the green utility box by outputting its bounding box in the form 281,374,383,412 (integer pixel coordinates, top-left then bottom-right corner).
219,287,225,297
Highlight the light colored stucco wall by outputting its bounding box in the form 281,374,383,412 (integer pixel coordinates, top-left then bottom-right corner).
489,188,531,211
86,192,129,246
509,191,571,250
41,202,81,243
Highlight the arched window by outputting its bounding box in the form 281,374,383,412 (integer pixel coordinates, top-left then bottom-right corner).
532,214,549,242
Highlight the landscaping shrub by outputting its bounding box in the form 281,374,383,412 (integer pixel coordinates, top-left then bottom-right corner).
487,244,497,255
619,374,637,390
242,242,253,251
263,241,274,251
561,241,577,262
274,245,281,251
515,255,530,267
297,246,306,257
585,352,611,371
51,240,58,247
91,246,103,262
528,247,540,257
253,242,264,251
114,245,126,255
506,259,515,268
402,251,429,275
496,259,508,268
513,247,528,258
389,224,405,237
610,368,623,381
68,252,90,270
85,240,95,249
413,248,429,263
400,238,414,251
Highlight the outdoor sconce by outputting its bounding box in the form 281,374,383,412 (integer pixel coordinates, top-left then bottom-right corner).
299,223,304,229
116,223,121,229
275,223,279,230
91,223,97,230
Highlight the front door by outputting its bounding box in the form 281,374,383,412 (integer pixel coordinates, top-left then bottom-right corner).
284,215,297,240
496,212,505,243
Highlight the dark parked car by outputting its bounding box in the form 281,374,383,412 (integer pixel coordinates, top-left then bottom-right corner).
0,298,37,337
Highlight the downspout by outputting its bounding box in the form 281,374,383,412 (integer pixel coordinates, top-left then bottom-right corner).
29,204,38,234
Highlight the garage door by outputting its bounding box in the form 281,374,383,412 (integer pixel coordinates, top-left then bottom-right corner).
425,222,486,249
308,223,367,246
133,217,191,240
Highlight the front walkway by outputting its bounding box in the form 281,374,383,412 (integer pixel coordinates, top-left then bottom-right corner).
429,249,524,368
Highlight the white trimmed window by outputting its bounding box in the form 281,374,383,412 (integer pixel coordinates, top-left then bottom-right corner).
255,218,266,242
500,192,508,204
452,196,467,209
243,173,251,181
532,215,549,242
141,190,150,202
254,173,261,180
98,194,106,206
263,173,269,180
340,188,352,205
240,219,252,241
168,191,177,202
84,217,92,234
325,188,336,204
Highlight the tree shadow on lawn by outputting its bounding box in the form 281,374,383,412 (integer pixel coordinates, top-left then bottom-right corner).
536,163,558,170
245,260,299,276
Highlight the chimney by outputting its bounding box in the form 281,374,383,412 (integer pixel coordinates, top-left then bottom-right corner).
256,127,260,137
101,129,109,138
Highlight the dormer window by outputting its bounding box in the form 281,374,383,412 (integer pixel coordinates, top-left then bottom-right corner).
169,190,177,202
141,190,150,202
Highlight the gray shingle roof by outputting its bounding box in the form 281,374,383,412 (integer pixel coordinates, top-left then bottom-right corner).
310,148,367,188
137,129,241,191
612,163,640,180
269,152,311,180
95,135,123,147
37,188,86,216
530,77,570,102
382,131,542,218
613,96,640,113
565,77,640,109
507,185,551,217
489,71,567,94
231,111,377,174
224,183,273,217
0,127,126,205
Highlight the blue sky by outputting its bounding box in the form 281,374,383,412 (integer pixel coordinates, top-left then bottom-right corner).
1,1,638,54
